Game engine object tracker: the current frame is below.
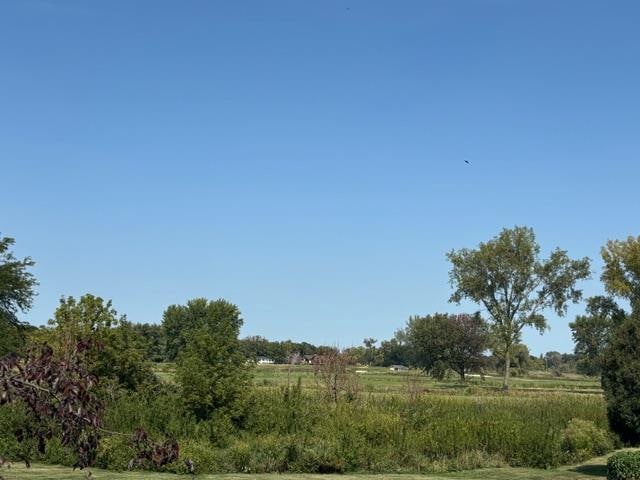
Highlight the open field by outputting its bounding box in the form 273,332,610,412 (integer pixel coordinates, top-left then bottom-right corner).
3,450,633,480
153,363,602,396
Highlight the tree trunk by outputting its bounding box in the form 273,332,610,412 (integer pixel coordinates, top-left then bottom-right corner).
502,351,511,391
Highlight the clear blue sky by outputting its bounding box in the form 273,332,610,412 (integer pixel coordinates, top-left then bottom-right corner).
2,1,639,355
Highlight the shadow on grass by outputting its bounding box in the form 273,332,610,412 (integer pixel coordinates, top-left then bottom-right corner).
568,463,607,477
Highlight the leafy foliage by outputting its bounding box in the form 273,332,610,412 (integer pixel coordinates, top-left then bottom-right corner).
407,313,488,380
174,299,250,420
0,235,38,329
131,323,166,363
163,298,243,361
560,418,613,462
44,295,155,390
377,329,411,367
602,236,640,313
607,451,640,480
447,226,590,388
570,296,626,376
602,310,640,444
127,427,179,470
0,341,103,469
0,235,38,357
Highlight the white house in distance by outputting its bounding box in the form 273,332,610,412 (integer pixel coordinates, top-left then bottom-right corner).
389,365,409,372
257,357,275,365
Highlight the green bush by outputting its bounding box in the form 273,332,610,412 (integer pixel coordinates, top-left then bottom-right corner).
95,435,135,471
608,451,640,480
168,439,224,474
291,441,345,473
43,438,75,467
561,418,614,462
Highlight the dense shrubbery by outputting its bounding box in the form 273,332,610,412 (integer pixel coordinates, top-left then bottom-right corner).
560,418,615,462
602,311,640,444
2,384,602,474
607,451,640,480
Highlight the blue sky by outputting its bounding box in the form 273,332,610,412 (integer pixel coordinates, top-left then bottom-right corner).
1,0,639,355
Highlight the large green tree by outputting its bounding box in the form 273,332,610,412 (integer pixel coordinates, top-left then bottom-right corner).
0,235,38,356
407,313,488,381
570,296,626,376
447,226,590,389
173,298,250,420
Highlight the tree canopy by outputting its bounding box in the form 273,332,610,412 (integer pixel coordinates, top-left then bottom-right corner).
0,235,37,328
447,226,590,388
45,294,154,390
570,296,626,376
173,298,250,420
601,236,640,313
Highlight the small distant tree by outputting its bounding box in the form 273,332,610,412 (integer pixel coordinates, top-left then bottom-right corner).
0,235,38,356
362,337,377,365
491,343,534,376
447,226,590,389
379,329,411,367
313,350,359,402
408,313,488,381
570,296,626,376
174,299,250,420
544,351,563,370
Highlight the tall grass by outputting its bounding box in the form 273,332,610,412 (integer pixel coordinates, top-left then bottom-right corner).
0,380,612,474
87,384,613,474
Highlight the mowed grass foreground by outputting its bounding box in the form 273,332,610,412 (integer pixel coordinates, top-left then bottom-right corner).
1,450,629,479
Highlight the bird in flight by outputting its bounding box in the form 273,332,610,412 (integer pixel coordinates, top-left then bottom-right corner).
464,160,471,165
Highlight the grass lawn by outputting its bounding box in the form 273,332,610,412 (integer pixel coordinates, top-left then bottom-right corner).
2,451,629,480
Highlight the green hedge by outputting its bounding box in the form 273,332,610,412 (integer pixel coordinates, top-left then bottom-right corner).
608,451,640,480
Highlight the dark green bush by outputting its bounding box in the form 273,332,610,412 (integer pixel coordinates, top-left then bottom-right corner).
602,312,640,444
608,451,640,480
